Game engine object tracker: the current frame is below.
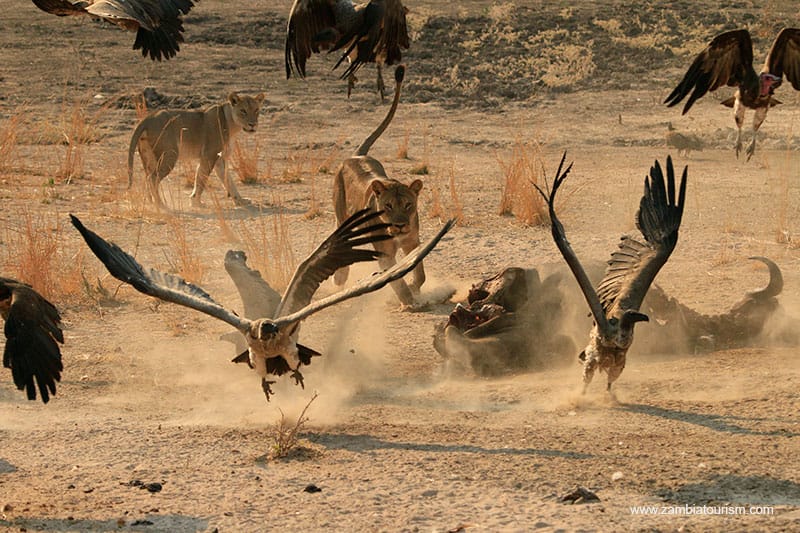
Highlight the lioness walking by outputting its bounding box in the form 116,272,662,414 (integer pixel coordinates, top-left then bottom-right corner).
128,91,265,207
332,65,426,306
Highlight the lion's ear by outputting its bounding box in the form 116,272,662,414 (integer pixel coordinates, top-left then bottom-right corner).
228,92,240,105
370,180,388,196
409,179,423,194
255,93,266,105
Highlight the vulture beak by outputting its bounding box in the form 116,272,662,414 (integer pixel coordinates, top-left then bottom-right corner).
258,321,279,339
621,310,649,329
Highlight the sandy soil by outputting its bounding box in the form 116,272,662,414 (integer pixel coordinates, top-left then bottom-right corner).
1,1,799,531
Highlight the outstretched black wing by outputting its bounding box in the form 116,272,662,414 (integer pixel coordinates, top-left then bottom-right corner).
596,157,687,317
274,217,456,328
32,0,197,60
1,278,64,403
766,28,800,90
274,208,393,319
664,29,754,114
285,0,339,78
71,215,249,331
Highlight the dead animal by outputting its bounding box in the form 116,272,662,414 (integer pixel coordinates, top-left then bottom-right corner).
32,0,197,61
285,0,410,101
1,277,64,403
665,28,800,160
536,153,687,396
434,257,796,377
71,210,454,400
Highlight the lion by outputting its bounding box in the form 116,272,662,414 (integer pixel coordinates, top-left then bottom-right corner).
331,65,424,306
127,91,265,207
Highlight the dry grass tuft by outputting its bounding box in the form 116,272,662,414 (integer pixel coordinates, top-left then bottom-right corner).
497,139,549,226
0,112,22,175
231,137,261,184
304,175,323,220
236,204,297,291
164,216,206,285
396,128,410,159
2,211,87,304
268,392,318,460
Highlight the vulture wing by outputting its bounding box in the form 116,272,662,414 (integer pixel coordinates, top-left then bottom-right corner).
766,27,800,90
596,157,687,318
285,0,338,78
273,218,455,328
71,215,250,332
535,153,611,335
1,278,64,403
32,0,196,61
273,208,393,319
664,29,754,114
334,0,409,79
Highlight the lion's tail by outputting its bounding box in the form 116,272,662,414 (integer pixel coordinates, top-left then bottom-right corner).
355,65,405,157
127,119,148,188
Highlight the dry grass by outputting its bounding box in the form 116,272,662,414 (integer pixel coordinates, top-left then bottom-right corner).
497,139,549,226
396,128,410,159
51,97,103,183
304,174,323,220
231,137,261,184
0,112,22,175
268,392,318,461
236,204,297,292
1,210,87,304
164,216,206,285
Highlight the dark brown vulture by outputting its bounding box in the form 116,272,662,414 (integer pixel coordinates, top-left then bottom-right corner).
536,154,687,395
71,210,453,400
665,28,800,160
1,278,64,403
285,0,410,100
32,0,197,60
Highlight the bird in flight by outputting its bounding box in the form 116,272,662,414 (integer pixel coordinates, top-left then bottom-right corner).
71,209,453,399
32,0,198,61
285,0,410,100
665,28,800,160
536,153,687,395
1,278,64,403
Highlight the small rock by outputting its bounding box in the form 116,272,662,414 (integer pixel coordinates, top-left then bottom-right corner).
131,519,154,526
303,484,322,493
611,471,624,481
142,483,162,493
560,486,600,504
421,489,438,498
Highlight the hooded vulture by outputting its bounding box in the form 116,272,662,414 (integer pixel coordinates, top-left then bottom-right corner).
1,278,64,403
32,0,197,60
665,28,800,160
71,210,453,399
285,0,410,101
536,154,687,395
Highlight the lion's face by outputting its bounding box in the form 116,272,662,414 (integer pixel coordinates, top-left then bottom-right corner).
228,92,266,133
370,179,423,236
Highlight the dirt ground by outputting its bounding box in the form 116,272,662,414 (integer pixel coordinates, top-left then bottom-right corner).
1,1,799,531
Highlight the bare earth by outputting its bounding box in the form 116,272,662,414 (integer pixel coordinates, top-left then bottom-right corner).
1,1,799,531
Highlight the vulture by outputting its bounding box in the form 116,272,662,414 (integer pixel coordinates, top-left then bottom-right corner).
536,154,687,395
665,28,800,160
71,210,453,399
31,0,197,61
1,278,64,403
285,0,410,101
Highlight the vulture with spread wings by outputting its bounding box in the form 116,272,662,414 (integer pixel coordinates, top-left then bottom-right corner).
665,28,800,160
32,0,197,60
1,278,64,403
536,154,687,395
285,0,410,101
71,210,453,399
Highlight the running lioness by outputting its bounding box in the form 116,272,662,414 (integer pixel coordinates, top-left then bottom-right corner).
128,91,265,207
332,65,425,306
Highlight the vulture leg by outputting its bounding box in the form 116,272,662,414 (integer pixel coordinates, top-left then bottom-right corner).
261,378,276,400
746,106,768,162
376,64,386,103
347,72,358,99
290,367,306,389
581,352,598,394
733,100,746,159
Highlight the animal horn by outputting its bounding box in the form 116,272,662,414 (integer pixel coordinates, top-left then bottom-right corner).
746,256,783,299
